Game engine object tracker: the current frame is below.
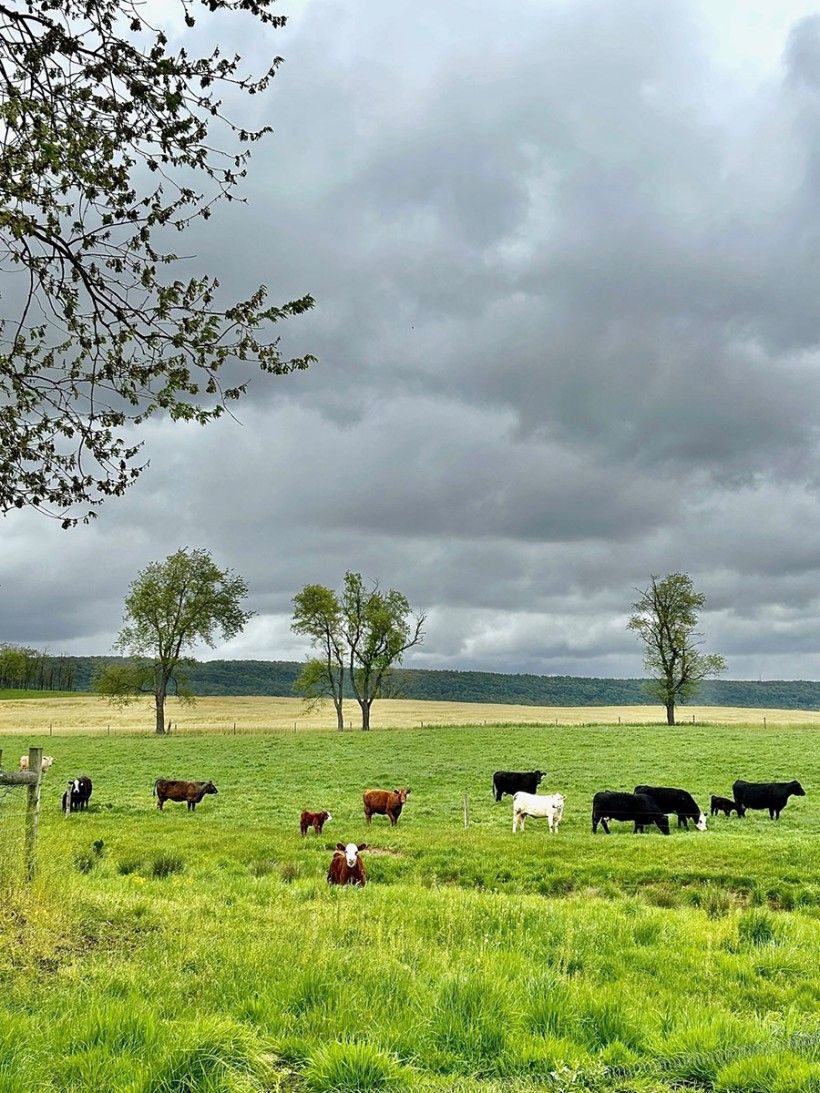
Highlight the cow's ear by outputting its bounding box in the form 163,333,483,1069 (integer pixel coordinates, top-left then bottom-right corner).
336,842,345,852
358,844,368,852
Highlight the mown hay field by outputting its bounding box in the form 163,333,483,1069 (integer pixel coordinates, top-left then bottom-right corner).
1,720,820,1092
1,691,819,734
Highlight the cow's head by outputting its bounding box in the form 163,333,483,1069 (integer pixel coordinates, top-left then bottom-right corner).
322,811,332,823
395,788,409,802
695,812,708,832
204,781,218,795
535,771,545,784
657,814,671,835
336,842,365,867
790,781,806,796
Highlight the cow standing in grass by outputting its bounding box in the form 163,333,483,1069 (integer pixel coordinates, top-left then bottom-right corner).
711,795,738,817
492,770,545,802
301,809,332,836
62,776,93,814
153,779,218,811
733,779,805,820
327,843,367,886
363,788,409,826
634,785,707,830
512,791,565,833
592,791,670,835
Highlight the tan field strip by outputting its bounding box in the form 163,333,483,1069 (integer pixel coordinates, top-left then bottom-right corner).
0,694,818,735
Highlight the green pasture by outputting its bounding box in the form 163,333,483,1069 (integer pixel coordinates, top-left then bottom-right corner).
1,722,820,1092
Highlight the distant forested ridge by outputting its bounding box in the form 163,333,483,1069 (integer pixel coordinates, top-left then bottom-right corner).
19,656,820,710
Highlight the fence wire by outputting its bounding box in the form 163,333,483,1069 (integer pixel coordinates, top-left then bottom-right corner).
0,782,26,889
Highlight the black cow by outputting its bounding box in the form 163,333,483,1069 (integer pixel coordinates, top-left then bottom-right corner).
733,779,805,820
592,791,670,835
710,794,738,818
492,770,545,802
634,785,707,830
62,776,92,815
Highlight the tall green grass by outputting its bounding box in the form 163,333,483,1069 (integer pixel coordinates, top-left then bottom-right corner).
0,722,818,1090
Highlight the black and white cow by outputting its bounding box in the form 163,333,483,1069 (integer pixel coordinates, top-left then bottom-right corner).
492,770,545,802
634,785,707,830
592,791,670,835
62,776,93,815
732,779,805,820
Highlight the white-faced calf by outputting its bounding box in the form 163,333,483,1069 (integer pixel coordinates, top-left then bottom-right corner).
327,843,367,886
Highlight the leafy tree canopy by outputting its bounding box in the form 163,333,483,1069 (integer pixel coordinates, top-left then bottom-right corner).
628,572,726,725
0,0,314,525
95,546,253,732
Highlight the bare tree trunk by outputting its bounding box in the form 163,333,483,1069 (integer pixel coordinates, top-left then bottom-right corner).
360,700,371,731
666,701,675,726
155,686,167,734
334,698,344,731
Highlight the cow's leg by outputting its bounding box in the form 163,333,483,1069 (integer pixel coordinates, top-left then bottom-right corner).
157,798,164,810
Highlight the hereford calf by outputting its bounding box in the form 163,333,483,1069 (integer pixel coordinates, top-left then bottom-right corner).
363,787,409,826
301,809,332,836
327,843,367,886
153,778,218,812
512,791,565,833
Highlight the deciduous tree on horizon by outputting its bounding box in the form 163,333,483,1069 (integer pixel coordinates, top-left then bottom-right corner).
628,572,726,726
291,572,425,730
95,548,253,733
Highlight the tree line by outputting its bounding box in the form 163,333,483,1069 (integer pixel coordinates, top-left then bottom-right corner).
0,646,76,691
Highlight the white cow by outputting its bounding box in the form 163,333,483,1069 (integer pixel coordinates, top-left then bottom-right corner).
19,754,54,773
512,791,565,833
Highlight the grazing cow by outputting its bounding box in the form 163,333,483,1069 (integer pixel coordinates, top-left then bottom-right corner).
592,791,670,835
327,843,367,887
512,791,565,833
733,779,806,820
301,809,332,836
710,794,738,818
62,776,92,815
363,788,409,826
19,754,54,773
634,785,707,830
153,778,218,812
492,770,545,802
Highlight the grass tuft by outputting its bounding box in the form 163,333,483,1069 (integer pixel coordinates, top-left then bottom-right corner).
150,854,185,879
303,1040,403,1092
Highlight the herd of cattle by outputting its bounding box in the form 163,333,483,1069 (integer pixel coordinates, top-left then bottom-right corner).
493,769,807,837
19,755,808,888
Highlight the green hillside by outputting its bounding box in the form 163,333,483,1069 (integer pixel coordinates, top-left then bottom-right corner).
33,656,820,710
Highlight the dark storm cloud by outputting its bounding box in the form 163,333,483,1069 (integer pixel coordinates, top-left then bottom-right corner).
4,0,820,681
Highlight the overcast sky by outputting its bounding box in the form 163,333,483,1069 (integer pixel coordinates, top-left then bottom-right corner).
5,0,820,679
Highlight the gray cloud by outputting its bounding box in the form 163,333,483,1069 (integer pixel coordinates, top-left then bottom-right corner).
4,0,820,682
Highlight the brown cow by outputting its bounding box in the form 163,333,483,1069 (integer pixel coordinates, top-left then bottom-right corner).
363,787,410,826
153,778,218,811
300,809,332,836
327,843,367,886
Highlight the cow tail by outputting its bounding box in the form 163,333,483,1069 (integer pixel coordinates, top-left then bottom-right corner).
152,779,158,797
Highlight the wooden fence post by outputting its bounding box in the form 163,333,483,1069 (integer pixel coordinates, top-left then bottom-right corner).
463,791,470,829
25,747,43,883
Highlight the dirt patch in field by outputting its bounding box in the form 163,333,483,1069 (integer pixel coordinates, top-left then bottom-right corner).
365,847,403,857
